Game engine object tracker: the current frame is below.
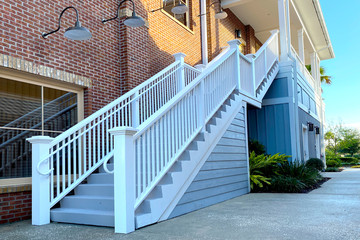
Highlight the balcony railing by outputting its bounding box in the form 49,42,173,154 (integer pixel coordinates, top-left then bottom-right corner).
290,46,321,97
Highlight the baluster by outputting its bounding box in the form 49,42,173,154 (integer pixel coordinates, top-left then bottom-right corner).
131,92,139,128
67,137,71,188
151,126,155,180
73,135,77,182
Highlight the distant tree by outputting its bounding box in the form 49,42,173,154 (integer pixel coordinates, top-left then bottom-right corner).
325,123,344,155
305,65,332,84
338,129,360,157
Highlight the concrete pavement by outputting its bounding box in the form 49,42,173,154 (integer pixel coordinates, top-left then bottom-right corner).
1,168,360,240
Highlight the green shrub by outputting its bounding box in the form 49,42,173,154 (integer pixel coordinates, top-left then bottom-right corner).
306,158,325,171
326,159,341,167
249,152,289,190
248,140,266,156
271,176,306,192
340,157,359,163
267,161,322,193
325,167,340,172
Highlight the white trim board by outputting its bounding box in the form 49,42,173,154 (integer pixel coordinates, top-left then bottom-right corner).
298,102,320,122
261,97,291,106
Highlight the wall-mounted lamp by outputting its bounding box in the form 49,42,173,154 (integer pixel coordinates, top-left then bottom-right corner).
315,126,320,134
198,1,228,20
102,0,145,27
308,122,314,132
150,0,189,15
41,6,92,41
235,29,242,38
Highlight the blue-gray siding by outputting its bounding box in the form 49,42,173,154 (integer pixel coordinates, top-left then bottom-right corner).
169,108,249,219
298,108,320,161
263,77,288,99
248,103,292,156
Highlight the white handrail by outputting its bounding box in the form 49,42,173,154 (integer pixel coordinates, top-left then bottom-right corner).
36,57,200,207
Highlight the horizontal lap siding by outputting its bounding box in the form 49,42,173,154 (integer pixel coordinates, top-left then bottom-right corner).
169,108,249,219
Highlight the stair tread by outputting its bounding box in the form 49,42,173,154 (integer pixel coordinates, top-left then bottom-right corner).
79,183,114,186
64,195,114,200
51,208,114,216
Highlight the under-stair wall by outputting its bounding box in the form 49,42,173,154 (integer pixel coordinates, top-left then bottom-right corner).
169,105,249,219
248,63,294,157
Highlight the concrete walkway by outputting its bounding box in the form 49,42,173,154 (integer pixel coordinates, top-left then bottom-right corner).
1,169,360,240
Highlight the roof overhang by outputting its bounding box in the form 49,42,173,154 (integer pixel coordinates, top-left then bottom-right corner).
221,0,334,61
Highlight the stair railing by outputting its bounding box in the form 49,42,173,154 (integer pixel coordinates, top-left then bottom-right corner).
108,40,241,233
251,30,280,95
28,54,200,226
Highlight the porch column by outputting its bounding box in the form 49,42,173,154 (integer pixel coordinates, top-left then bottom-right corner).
200,0,208,65
278,0,291,61
298,29,305,63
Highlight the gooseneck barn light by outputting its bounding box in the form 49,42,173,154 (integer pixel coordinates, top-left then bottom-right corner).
41,7,92,41
214,9,228,20
197,1,228,20
150,0,189,15
102,0,145,27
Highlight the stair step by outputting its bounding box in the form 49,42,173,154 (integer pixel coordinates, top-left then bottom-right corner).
51,208,114,227
61,195,114,211
75,184,114,196
87,173,114,184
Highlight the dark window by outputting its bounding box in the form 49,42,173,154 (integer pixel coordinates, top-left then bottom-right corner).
163,0,189,28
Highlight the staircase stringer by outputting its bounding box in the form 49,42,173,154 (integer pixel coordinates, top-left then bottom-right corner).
159,95,247,221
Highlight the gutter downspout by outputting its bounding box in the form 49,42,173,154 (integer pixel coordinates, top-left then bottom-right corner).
200,0,208,65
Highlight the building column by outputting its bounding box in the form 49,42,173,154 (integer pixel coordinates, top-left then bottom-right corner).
278,0,291,61
298,29,305,63
200,0,208,65
310,52,320,84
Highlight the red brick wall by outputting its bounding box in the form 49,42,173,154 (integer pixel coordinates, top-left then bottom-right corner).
0,0,125,116
0,0,261,112
0,191,31,224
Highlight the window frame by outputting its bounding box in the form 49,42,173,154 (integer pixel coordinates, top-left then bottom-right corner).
160,0,194,33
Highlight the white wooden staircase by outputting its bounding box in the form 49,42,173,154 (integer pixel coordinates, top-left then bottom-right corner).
29,31,280,233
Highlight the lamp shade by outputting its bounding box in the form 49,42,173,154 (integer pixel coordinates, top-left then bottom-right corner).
214,10,228,19
124,14,145,27
64,22,92,41
171,2,189,14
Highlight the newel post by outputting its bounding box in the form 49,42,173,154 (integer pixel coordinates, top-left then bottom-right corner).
27,135,54,225
228,40,242,90
109,127,138,234
173,53,186,90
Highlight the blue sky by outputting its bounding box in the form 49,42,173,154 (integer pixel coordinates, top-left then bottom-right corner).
320,0,360,130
